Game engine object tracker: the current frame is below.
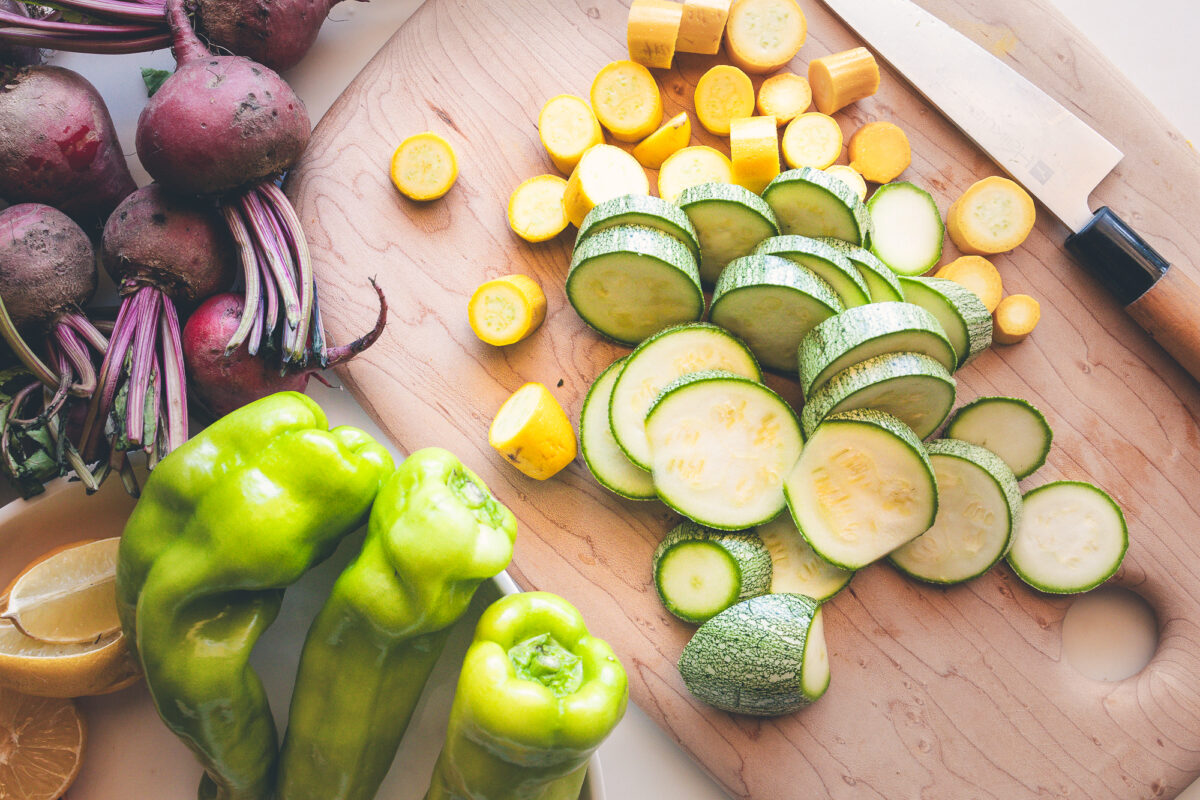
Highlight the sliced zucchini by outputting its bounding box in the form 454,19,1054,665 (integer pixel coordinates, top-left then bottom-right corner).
798,301,957,397
900,275,993,367
579,358,656,500
754,234,871,308
1007,481,1127,594
566,224,704,345
866,181,945,276
675,182,779,285
757,514,853,601
677,593,828,716
709,254,843,373
888,439,1022,585
652,521,772,623
815,237,904,303
761,167,872,245
945,396,1053,479
609,324,761,471
784,408,938,570
645,370,803,530
800,351,956,440
576,194,701,260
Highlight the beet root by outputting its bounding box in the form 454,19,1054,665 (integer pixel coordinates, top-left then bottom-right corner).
0,203,95,331
0,66,137,232
194,0,347,73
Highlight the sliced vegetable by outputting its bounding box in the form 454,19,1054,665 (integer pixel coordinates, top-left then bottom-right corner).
590,60,664,142
678,593,828,716
694,64,755,136
849,121,911,184
800,351,956,440
627,0,683,69
652,522,772,623
563,144,650,227
632,112,692,169
798,301,957,397
566,225,702,345
1007,481,1127,594
645,370,802,529
824,165,867,202
900,275,993,367
723,0,807,74
676,182,779,285
390,132,457,201
755,234,871,308
507,175,569,242
489,382,577,480
577,194,701,260
468,275,547,346
579,358,656,500
757,514,853,600
815,238,904,303
808,47,881,115
780,112,843,170
756,72,811,126
677,0,733,54
730,115,781,194
867,181,944,276
889,439,1022,584
538,94,604,175
993,294,1041,345
936,255,1003,313
657,145,734,203
609,323,761,470
762,167,871,245
709,254,843,372
945,395,1052,480
784,408,938,570
947,176,1037,255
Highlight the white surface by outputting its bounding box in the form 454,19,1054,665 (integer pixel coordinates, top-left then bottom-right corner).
24,1,1200,798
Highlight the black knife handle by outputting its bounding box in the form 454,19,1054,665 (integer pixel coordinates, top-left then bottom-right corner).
1066,207,1200,381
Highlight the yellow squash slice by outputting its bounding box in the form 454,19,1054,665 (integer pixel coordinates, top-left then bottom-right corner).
489,383,578,480
590,60,664,142
538,94,604,175
633,112,692,169
563,144,650,227
390,132,458,201
507,175,569,243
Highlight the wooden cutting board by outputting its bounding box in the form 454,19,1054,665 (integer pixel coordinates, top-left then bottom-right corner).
285,0,1200,796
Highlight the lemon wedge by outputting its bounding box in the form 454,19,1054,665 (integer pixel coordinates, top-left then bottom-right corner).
4,538,120,644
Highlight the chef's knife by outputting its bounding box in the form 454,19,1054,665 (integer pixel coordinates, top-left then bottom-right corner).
821,0,1200,381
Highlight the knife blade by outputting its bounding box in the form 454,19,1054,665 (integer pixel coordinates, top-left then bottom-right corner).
821,0,1200,381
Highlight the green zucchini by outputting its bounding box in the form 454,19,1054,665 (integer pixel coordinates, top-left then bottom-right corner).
677,593,829,716
899,275,993,367
945,396,1053,479
753,234,871,308
652,521,772,623
709,254,843,373
675,182,779,285
814,237,904,303
579,358,656,500
866,181,945,276
757,514,853,601
577,194,701,260
761,167,872,245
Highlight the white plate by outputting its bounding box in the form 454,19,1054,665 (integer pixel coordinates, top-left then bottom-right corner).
0,475,604,800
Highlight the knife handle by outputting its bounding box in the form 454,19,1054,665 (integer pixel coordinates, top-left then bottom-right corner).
1066,207,1200,382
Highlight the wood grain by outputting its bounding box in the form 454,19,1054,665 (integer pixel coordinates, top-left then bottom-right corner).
285,0,1200,796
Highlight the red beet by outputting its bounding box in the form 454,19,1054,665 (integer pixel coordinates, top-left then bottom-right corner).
0,203,95,332
194,0,354,73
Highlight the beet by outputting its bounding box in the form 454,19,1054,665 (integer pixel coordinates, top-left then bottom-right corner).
0,203,95,331
0,66,137,232
194,0,350,73
0,0,43,68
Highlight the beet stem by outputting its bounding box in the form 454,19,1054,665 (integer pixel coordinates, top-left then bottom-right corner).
261,183,314,366
260,245,280,337
221,203,263,357
124,286,162,446
164,0,207,65
0,9,162,35
61,311,110,354
0,290,60,391
34,0,166,22
80,288,139,460
243,189,301,327
159,298,187,452
144,359,160,455
53,324,97,397
311,283,327,366
0,27,170,54
323,280,388,367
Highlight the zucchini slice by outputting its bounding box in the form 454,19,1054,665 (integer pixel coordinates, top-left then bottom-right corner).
709,254,843,373
1007,481,1127,594
678,593,829,716
888,439,1022,585
579,358,656,500
609,323,761,471
866,181,945,276
577,194,701,259
754,234,871,308
761,167,872,245
652,521,772,623
566,224,704,345
899,275,993,367
945,396,1053,480
785,409,938,570
645,370,803,530
757,514,853,601
800,351,956,440
798,301,957,397
815,237,904,303
675,182,780,285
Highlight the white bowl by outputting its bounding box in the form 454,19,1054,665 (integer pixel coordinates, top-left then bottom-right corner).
0,475,604,800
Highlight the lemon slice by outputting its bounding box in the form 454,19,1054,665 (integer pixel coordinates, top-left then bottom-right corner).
4,538,121,644
0,688,86,800
489,383,577,480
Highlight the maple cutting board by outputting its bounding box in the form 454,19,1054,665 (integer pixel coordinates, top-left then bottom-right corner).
285,0,1200,796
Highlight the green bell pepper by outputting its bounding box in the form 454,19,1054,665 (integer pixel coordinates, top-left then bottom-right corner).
276,447,518,800
114,391,394,800
424,591,629,800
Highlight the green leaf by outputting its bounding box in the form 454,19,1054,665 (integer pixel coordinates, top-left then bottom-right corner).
141,67,172,98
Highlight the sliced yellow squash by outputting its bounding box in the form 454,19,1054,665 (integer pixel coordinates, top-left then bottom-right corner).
390,132,457,201
563,144,650,227
489,383,577,480
590,60,664,142
633,112,692,169
469,275,547,346
539,94,604,175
